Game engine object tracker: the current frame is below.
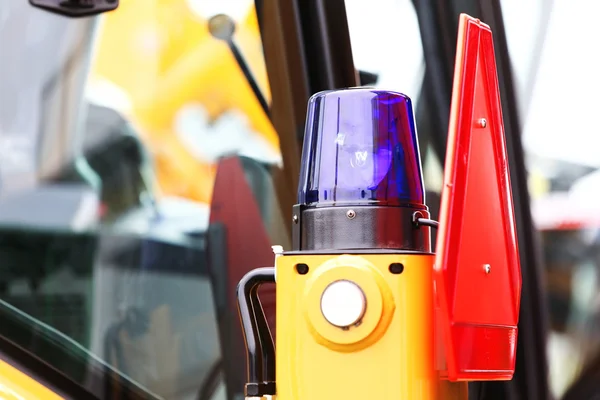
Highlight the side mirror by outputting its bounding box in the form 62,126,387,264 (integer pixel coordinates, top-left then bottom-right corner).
29,0,118,18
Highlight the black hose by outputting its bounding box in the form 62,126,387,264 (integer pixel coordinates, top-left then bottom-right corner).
236,267,276,397
250,281,276,384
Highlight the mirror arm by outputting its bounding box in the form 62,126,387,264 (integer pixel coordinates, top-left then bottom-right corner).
209,14,271,120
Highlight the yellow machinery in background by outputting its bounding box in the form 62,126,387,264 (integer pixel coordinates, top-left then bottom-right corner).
89,0,279,204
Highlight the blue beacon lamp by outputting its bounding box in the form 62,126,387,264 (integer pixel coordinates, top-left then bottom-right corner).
235,87,441,400
292,87,429,252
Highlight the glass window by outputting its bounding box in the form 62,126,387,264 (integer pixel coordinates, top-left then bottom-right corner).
502,1,600,397
0,1,281,399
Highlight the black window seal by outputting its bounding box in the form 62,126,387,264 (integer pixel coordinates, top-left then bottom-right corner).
0,300,161,400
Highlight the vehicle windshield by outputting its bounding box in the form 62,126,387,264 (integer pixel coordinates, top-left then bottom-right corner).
1,0,600,399
0,1,278,398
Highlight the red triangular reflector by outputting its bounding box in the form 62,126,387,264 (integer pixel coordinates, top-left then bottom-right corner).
434,14,522,381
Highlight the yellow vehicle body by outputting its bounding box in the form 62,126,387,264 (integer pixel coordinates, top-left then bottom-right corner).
90,0,278,204
0,360,63,400
275,253,468,400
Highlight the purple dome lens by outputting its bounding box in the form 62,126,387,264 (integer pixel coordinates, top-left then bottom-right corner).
298,88,425,207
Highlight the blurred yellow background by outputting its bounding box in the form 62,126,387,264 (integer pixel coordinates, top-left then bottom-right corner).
89,0,279,204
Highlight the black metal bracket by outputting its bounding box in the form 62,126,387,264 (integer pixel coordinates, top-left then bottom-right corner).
29,0,119,18
294,205,435,251
412,211,439,229
236,267,276,397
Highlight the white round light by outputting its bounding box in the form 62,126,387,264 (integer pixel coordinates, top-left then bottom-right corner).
320,280,366,328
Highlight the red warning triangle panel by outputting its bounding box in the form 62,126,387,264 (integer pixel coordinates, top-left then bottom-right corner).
434,14,522,381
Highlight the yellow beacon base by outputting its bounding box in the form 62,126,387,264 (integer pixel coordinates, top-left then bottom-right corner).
275,252,468,400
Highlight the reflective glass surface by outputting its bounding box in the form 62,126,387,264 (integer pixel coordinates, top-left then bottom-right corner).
0,1,280,399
